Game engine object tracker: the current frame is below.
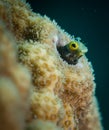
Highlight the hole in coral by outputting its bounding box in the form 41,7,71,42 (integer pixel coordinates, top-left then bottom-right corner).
57,45,78,65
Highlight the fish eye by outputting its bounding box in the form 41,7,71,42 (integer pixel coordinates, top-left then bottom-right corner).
69,41,79,51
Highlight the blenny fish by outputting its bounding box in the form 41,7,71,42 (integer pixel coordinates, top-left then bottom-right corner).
57,40,88,65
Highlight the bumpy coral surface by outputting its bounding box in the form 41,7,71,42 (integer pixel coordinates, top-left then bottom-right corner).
0,0,103,130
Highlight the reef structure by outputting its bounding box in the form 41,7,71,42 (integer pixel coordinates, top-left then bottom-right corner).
0,0,103,130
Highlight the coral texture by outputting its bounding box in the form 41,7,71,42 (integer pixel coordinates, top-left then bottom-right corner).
0,0,103,130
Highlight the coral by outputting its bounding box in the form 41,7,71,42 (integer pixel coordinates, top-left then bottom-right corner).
0,0,103,130
26,120,63,130
0,21,32,130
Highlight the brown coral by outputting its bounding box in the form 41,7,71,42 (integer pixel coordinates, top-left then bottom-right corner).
0,0,103,130
0,21,32,130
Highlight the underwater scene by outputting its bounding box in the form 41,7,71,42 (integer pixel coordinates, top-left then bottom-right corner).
0,0,109,130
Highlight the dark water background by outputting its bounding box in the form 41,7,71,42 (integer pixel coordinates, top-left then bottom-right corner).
27,0,109,129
